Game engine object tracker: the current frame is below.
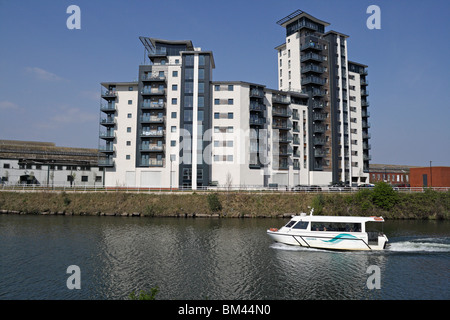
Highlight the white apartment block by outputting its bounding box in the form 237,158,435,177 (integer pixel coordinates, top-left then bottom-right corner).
99,10,371,189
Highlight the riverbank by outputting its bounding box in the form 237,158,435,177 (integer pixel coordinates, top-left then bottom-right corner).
0,188,448,219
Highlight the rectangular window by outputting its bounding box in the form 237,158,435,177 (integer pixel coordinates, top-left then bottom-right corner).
126,155,131,160
171,140,176,147
171,112,177,119
228,99,234,105
127,113,132,118
126,141,131,146
198,82,205,94
198,96,204,108
198,69,205,80
81,176,88,182
228,112,233,119
184,110,193,121
214,99,220,105
228,85,234,91
128,100,132,105
127,127,131,133
214,112,220,119
198,110,204,121
172,70,178,77
199,55,205,66
172,84,178,91
172,98,177,105
128,86,133,91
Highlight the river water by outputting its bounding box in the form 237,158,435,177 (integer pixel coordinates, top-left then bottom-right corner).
0,215,449,300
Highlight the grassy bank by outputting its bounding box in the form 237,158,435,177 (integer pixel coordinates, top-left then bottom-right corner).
0,186,448,220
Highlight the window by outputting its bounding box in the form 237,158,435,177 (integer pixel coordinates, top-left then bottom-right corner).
171,140,176,147
198,82,205,94
215,85,220,91
171,112,177,119
214,99,220,105
172,98,177,105
128,100,132,105
127,127,131,133
184,110,193,121
127,113,132,118
159,71,164,77
126,141,131,146
228,99,233,105
128,86,133,91
95,176,102,182
172,70,178,77
293,221,309,229
228,112,233,119
228,85,234,91
227,155,233,162
172,84,178,91
126,155,131,160
3,163,10,169
311,222,361,232
81,176,88,182
198,110,204,121
198,69,205,80
198,96,204,108
199,55,205,66
214,112,219,119
185,55,194,66
171,126,176,133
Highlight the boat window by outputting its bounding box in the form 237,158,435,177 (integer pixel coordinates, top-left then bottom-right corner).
311,222,361,232
292,221,309,229
285,220,296,228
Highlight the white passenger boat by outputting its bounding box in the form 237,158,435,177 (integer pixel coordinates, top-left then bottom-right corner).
267,210,388,251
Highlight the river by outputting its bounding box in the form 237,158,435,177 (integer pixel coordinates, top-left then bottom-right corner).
0,214,449,300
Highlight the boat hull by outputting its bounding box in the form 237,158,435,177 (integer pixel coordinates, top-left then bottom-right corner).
267,230,388,251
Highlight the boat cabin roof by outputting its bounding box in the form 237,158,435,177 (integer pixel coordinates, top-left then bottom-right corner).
290,215,384,223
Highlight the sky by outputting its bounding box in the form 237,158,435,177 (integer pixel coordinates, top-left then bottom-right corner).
0,0,449,167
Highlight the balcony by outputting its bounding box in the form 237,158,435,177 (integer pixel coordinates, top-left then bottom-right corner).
249,102,265,112
302,76,326,86
300,41,323,51
140,145,165,152
303,89,326,97
101,90,117,99
361,111,370,117
301,64,324,74
278,147,293,156
99,131,115,139
362,132,371,139
277,162,289,170
278,135,292,143
140,159,164,167
98,159,114,167
362,121,371,128
141,101,165,110
272,95,290,104
361,90,369,96
301,52,325,62
272,108,292,117
148,48,167,57
361,100,370,107
314,149,326,157
312,112,327,121
250,117,265,126
360,79,369,86
311,101,325,109
250,88,264,98
100,104,116,112
142,74,166,82
141,88,165,96
273,122,292,130
100,117,115,126
313,125,326,133
140,130,164,137
99,145,114,153
314,137,326,145
140,116,165,124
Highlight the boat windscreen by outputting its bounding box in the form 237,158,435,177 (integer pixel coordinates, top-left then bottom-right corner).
285,220,296,228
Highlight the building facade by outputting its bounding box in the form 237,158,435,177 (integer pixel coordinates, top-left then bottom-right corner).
0,140,103,187
99,10,371,189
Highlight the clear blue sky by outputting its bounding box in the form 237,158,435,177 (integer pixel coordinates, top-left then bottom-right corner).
0,0,449,166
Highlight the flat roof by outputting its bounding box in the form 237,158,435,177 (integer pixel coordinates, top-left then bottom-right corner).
276,10,330,28
290,215,384,223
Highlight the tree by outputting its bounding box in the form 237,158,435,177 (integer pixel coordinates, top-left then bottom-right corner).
372,181,399,211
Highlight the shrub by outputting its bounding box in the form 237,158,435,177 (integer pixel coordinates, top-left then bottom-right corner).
207,193,222,212
311,194,324,215
129,286,159,300
372,181,399,211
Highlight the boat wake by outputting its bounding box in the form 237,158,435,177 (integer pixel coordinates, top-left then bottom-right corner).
387,237,450,253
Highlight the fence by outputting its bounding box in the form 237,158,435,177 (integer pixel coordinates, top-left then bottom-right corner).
0,183,448,194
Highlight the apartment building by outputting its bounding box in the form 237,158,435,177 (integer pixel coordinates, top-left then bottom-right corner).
276,10,370,185
99,10,371,189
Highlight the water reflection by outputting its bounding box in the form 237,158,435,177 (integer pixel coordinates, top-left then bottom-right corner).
0,215,448,300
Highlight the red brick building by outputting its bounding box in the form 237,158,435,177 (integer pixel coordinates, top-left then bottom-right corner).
409,166,450,188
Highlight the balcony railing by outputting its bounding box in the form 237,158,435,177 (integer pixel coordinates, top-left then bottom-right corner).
99,131,115,139
301,52,325,62
98,159,114,166
250,117,265,126
141,101,165,109
302,76,326,86
312,112,327,121
101,90,117,99
142,74,166,81
273,122,292,130
99,145,114,152
140,145,165,152
272,109,292,117
141,88,166,95
140,116,165,123
140,159,164,167
313,125,326,133
100,118,115,126
361,100,370,107
314,137,326,145
100,104,116,112
361,90,369,96
250,89,264,98
301,64,324,74
249,102,265,112
140,130,164,137
272,95,290,104
300,42,323,51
